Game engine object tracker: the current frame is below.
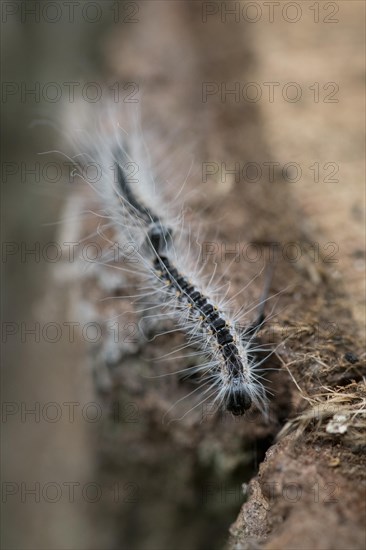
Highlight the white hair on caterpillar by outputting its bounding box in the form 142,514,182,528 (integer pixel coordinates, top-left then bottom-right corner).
66,101,271,420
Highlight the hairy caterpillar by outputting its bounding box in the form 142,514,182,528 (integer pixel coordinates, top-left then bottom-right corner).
70,106,270,417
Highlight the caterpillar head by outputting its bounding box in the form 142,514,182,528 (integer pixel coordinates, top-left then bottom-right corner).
225,384,252,416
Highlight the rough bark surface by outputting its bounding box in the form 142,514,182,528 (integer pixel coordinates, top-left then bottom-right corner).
58,2,365,549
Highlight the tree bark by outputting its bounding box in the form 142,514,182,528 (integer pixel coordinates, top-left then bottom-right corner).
60,2,365,548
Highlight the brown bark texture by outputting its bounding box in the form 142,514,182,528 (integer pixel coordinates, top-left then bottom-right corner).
15,2,364,549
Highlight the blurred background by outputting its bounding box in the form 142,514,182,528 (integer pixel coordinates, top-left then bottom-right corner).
2,1,365,549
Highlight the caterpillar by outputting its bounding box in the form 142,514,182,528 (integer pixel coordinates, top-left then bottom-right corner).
70,106,270,418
